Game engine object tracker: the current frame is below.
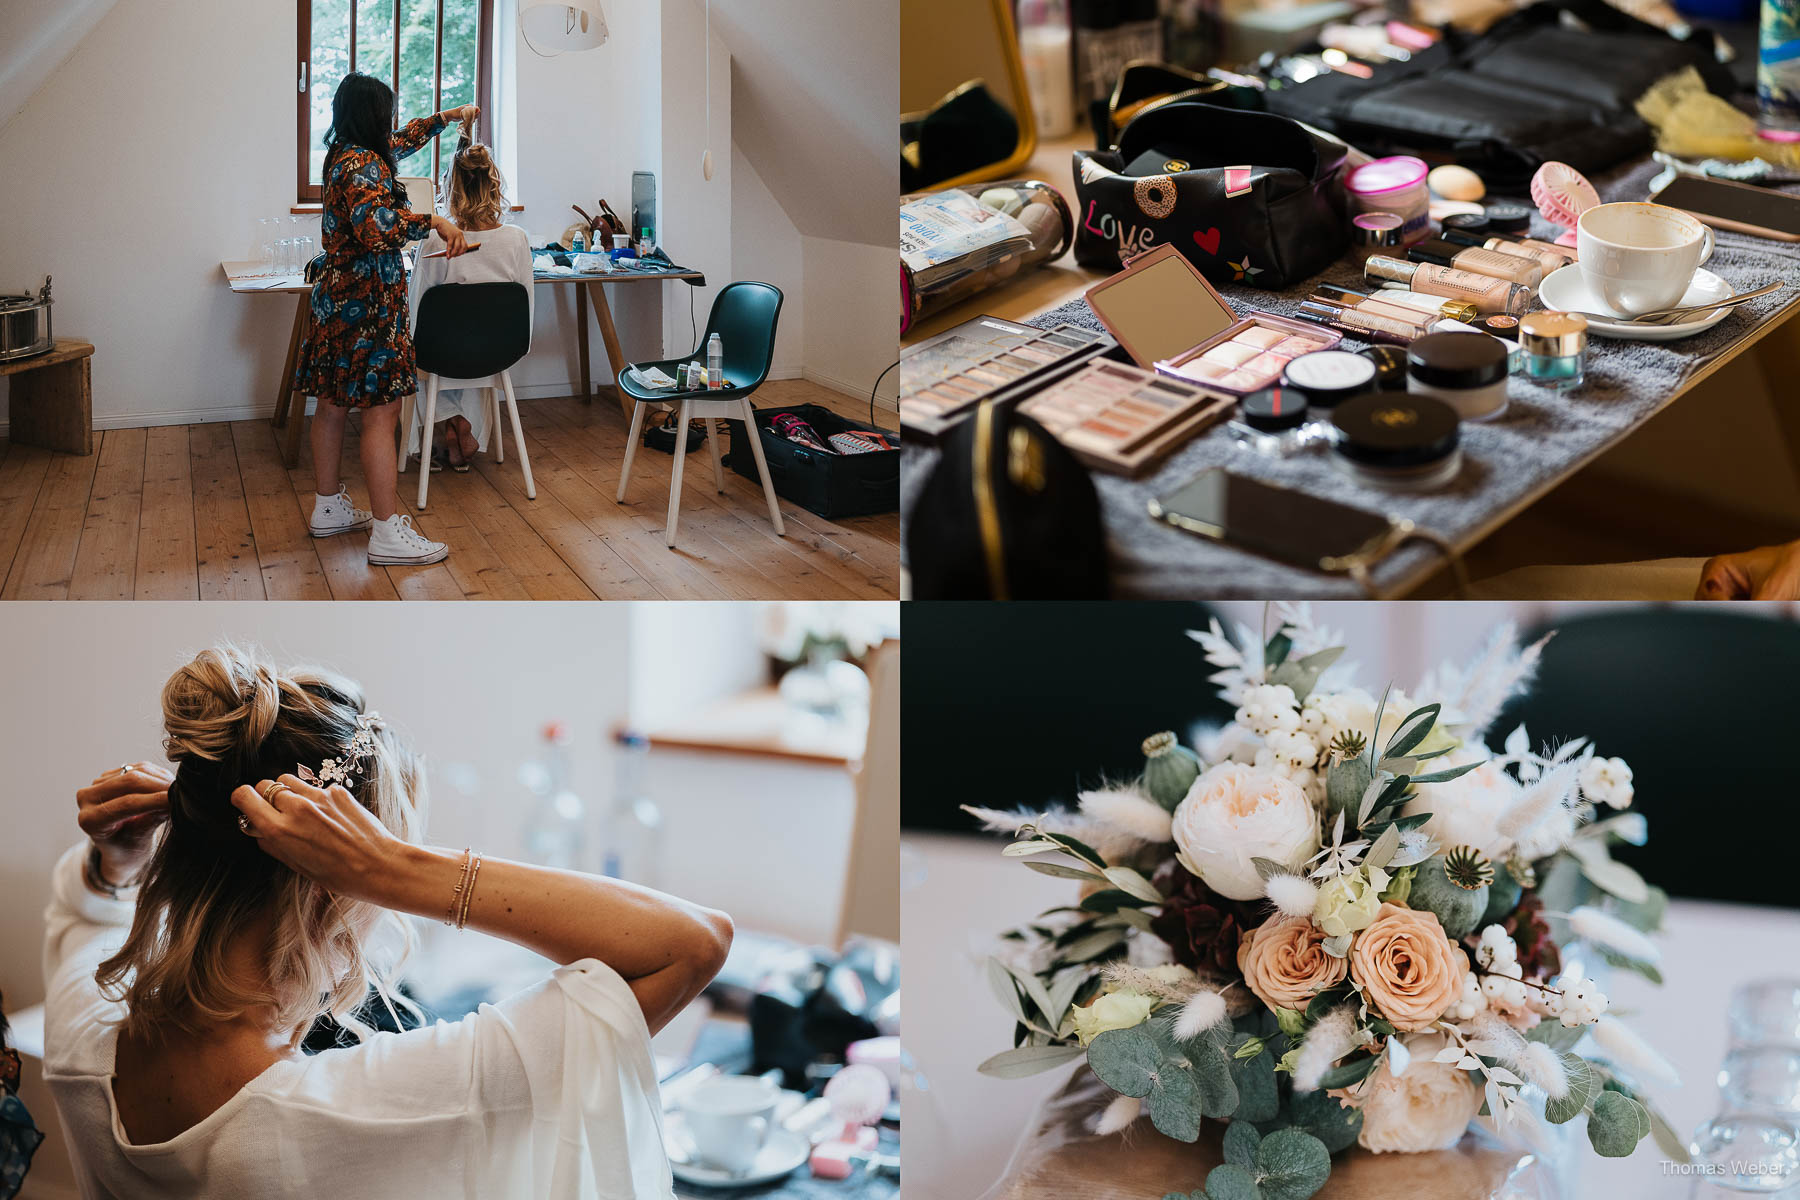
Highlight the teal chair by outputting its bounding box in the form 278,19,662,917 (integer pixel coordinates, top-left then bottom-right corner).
616,281,785,547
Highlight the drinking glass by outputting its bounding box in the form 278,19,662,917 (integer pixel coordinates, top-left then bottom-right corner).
1688,1113,1800,1193
1732,981,1800,1049
1721,1047,1800,1117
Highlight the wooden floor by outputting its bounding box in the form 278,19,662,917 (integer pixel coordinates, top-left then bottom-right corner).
0,380,898,601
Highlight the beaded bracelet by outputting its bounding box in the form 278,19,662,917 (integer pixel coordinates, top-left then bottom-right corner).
445,848,473,927
456,853,483,930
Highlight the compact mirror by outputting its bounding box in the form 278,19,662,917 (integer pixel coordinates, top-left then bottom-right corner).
901,0,1036,192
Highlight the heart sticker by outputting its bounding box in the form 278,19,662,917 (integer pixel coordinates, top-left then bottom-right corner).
1192,227,1221,256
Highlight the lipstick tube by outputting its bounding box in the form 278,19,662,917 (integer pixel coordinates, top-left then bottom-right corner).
1407,238,1543,288
1365,256,1530,315
1438,227,1574,275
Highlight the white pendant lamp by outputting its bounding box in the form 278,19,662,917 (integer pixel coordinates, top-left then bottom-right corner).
521,0,608,56
701,0,714,180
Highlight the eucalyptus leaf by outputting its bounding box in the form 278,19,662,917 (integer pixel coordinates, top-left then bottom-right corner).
1545,1052,1598,1124
1088,1027,1162,1098
1024,860,1111,886
1287,1087,1363,1154
1601,949,1664,986
1587,1091,1650,1157
1204,1163,1261,1200
1567,841,1650,904
1612,884,1669,934
1228,1033,1281,1123
1223,1117,1263,1167
976,1043,1088,1078
1524,1021,1585,1054
1255,1128,1332,1200
1148,1062,1206,1142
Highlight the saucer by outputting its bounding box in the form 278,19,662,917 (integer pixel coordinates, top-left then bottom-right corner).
1537,264,1734,341
666,1121,810,1189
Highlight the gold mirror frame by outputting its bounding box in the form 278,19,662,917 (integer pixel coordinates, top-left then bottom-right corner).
900,0,1038,191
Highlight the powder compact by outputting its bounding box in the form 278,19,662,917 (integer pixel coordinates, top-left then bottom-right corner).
1015,359,1236,476
1084,243,1342,396
1281,350,1377,408
901,314,1110,437
1330,392,1463,490
1406,331,1511,421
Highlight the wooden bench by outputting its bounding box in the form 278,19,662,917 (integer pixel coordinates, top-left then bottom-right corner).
1,338,93,455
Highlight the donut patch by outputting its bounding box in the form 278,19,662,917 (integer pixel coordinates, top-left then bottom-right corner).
1133,175,1178,219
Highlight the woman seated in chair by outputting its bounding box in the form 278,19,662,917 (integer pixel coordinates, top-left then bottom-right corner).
43,646,731,1198
406,127,534,472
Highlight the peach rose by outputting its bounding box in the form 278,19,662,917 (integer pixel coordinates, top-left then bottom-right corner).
1350,903,1468,1031
1236,915,1348,1012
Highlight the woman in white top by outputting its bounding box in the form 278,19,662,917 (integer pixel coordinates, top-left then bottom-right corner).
406,130,535,471
43,646,731,1199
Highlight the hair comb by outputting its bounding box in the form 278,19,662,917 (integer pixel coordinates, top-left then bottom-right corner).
298,710,382,789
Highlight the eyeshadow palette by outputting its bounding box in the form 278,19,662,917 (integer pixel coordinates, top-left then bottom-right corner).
1015,359,1235,476
901,315,1110,438
1083,243,1343,396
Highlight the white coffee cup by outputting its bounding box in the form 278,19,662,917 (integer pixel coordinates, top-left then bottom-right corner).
683,1075,779,1174
1576,201,1714,318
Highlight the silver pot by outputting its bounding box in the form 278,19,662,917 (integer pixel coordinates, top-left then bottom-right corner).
0,277,53,362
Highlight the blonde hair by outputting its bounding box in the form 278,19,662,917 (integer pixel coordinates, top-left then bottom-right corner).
95,646,425,1046
444,137,506,229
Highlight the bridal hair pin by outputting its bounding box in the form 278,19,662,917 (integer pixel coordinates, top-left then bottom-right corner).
297,710,382,789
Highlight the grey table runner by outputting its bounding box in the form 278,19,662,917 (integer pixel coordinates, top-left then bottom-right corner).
900,159,1800,597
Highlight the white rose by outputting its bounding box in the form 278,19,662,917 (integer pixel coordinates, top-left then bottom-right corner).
1172,763,1319,901
1353,1033,1482,1153
1403,749,1516,860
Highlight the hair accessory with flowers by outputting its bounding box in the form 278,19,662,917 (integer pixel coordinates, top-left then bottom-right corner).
966,606,1680,1200
297,710,381,789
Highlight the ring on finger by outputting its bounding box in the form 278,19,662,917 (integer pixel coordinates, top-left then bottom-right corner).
237,813,256,836
267,783,295,807
256,779,281,801
117,764,134,777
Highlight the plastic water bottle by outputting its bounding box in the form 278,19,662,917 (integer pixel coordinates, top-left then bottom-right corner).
1760,0,1800,140
707,333,723,390
523,722,589,872
601,732,664,888
1018,0,1075,139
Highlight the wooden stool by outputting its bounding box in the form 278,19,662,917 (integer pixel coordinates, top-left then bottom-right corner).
1,339,94,455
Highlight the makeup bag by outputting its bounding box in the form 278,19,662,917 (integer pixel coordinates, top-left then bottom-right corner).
907,402,1109,599
1260,0,1735,189
1071,100,1350,289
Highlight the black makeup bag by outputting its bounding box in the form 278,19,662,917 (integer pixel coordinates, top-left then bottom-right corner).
907,403,1109,599
1260,0,1735,189
1071,100,1350,289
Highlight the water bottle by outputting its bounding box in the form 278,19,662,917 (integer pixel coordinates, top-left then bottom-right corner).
706,333,723,390
601,732,664,888
523,722,589,872
1759,0,1800,140
572,228,586,253
1017,0,1075,139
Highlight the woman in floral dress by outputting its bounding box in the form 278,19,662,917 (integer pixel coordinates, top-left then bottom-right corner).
296,73,475,566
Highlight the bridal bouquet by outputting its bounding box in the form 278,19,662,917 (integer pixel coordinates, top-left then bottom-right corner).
972,608,1682,1200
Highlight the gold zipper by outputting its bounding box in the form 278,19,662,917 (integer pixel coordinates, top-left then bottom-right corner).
972,402,1009,600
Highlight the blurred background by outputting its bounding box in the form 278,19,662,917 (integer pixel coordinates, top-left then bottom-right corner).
0,599,898,1200
902,600,1800,1199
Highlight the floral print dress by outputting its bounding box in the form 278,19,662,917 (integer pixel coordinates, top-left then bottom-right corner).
296,114,446,408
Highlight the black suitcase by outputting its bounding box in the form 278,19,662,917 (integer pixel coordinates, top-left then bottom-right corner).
724,403,899,520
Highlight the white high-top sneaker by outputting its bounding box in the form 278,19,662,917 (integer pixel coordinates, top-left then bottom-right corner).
367,513,449,566
309,486,373,538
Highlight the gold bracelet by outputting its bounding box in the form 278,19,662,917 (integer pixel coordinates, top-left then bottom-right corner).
456,853,483,930
445,848,472,927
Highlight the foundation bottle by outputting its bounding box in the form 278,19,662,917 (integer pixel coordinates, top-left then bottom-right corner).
1406,238,1544,288
1439,228,1574,276
1365,257,1530,315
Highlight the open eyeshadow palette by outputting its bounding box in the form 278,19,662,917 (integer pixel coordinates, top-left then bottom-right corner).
1015,359,1235,477
1084,243,1342,395
900,314,1111,438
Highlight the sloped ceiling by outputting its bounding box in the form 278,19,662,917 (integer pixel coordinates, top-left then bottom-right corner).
708,0,893,248
0,0,120,132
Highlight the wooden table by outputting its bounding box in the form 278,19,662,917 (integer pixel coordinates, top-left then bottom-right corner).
0,338,94,455
223,259,705,468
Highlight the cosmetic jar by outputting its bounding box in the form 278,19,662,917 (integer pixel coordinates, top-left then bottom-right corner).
1241,386,1310,433
1480,314,1519,338
1518,311,1588,390
1282,350,1378,408
1440,211,1490,236
1359,345,1410,390
1351,212,1406,261
1483,199,1533,234
1406,331,1510,421
1346,156,1430,246
1330,392,1463,490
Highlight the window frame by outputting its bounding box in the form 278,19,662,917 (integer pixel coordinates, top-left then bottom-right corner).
296,0,495,205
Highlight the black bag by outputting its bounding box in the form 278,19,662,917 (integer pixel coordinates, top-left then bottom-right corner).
1072,100,1350,289
907,402,1108,599
1261,0,1735,189
724,403,898,519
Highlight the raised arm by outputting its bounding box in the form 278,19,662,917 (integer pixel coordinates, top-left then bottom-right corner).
391,113,448,162
232,775,731,1033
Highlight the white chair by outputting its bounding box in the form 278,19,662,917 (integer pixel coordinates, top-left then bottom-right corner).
398,281,535,508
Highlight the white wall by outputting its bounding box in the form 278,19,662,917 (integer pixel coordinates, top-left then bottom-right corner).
0,0,713,429
656,0,732,365
625,599,769,731
802,236,897,408
730,144,805,378
0,0,120,129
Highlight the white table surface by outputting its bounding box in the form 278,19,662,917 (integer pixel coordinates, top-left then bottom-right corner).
901,832,1800,1200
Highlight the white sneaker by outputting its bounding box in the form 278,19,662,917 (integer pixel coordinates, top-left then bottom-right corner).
367,513,449,566
309,486,373,537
